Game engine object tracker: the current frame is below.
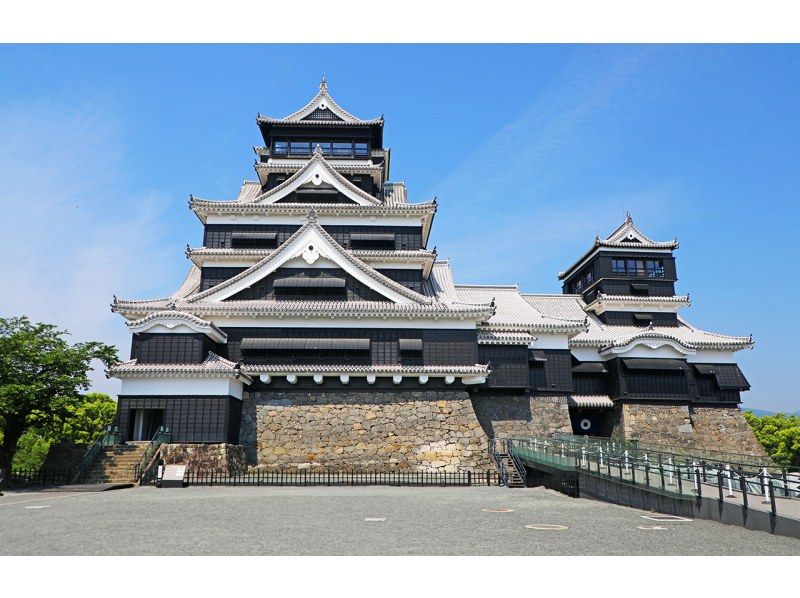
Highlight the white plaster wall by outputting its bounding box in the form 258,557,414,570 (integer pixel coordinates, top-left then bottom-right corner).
530,334,570,350
120,377,245,399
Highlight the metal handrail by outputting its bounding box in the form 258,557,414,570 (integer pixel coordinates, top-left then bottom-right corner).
552,432,779,469
133,426,172,483
510,435,800,504
488,438,510,487
72,426,122,483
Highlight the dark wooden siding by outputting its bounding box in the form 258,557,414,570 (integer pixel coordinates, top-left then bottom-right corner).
117,396,240,443
572,373,610,395
223,268,391,302
221,328,478,367
529,350,573,392
200,267,248,291
131,333,214,364
204,224,423,250
598,312,679,327
562,250,677,300
478,345,529,388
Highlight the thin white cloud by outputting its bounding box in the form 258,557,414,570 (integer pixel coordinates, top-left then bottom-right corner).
428,47,686,286
0,100,176,397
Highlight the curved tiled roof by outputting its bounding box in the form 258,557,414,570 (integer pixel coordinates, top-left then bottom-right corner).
114,299,493,320
244,151,382,206
109,352,251,382
571,313,753,352
243,363,490,376
477,330,537,345
454,285,585,333
126,310,227,341
257,79,383,125
184,221,432,305
559,215,679,280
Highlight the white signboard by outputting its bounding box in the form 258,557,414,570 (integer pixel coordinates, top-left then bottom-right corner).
162,465,187,483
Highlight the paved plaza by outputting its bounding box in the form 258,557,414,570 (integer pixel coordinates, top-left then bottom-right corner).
1,485,799,555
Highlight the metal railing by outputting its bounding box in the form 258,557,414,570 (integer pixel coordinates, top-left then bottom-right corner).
72,426,123,483
133,426,172,484
509,435,800,528
168,469,499,488
553,433,777,469
488,438,510,486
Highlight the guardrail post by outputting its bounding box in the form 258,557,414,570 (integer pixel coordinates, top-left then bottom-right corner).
726,465,736,497
692,461,700,495
768,478,777,533
782,469,789,498
717,464,724,507
761,469,771,504
624,450,630,474
667,456,675,486
599,447,604,469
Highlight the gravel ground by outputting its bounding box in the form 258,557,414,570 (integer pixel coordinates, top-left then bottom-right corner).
1,485,799,555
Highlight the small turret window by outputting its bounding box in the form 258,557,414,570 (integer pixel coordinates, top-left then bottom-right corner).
612,257,664,278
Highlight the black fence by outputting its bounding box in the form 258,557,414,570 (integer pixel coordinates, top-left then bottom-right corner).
167,469,500,488
4,467,74,488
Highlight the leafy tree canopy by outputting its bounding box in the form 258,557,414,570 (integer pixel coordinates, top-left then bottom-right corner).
0,316,118,474
744,411,800,468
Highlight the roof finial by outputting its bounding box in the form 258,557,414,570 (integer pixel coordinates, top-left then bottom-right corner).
307,207,318,223
313,144,324,157
320,73,327,92
625,211,633,223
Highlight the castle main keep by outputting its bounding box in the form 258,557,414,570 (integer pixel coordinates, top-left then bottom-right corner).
109,80,764,471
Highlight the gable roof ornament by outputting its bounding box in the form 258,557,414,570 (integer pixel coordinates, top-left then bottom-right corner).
186,220,434,306
257,79,383,125
306,207,318,223
244,152,383,206
559,214,680,281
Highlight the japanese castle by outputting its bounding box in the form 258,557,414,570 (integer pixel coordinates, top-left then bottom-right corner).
109,79,757,467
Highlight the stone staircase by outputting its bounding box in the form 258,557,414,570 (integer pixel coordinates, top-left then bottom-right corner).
81,442,149,484
497,453,526,488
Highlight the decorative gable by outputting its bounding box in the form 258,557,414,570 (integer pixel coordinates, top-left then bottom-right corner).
188,217,432,306
246,150,382,207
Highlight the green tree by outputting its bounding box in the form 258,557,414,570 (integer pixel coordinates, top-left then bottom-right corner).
30,392,118,446
743,411,800,468
0,316,118,477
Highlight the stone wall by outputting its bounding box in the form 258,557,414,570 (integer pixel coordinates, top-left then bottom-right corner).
690,406,769,457
471,395,573,439
240,390,491,472
612,402,767,456
161,443,248,473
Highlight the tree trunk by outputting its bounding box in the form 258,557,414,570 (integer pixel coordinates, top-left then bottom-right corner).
0,423,24,487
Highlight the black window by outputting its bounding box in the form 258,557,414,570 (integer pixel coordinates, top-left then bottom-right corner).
612,259,626,275
354,142,369,157
289,140,311,156
332,142,353,157
646,259,665,278
273,140,288,156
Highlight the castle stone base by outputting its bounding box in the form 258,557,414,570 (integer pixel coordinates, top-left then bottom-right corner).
612,403,767,457
472,395,573,439
241,390,492,472
161,443,248,473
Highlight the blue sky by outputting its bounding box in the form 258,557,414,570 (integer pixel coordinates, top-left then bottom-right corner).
0,44,797,411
